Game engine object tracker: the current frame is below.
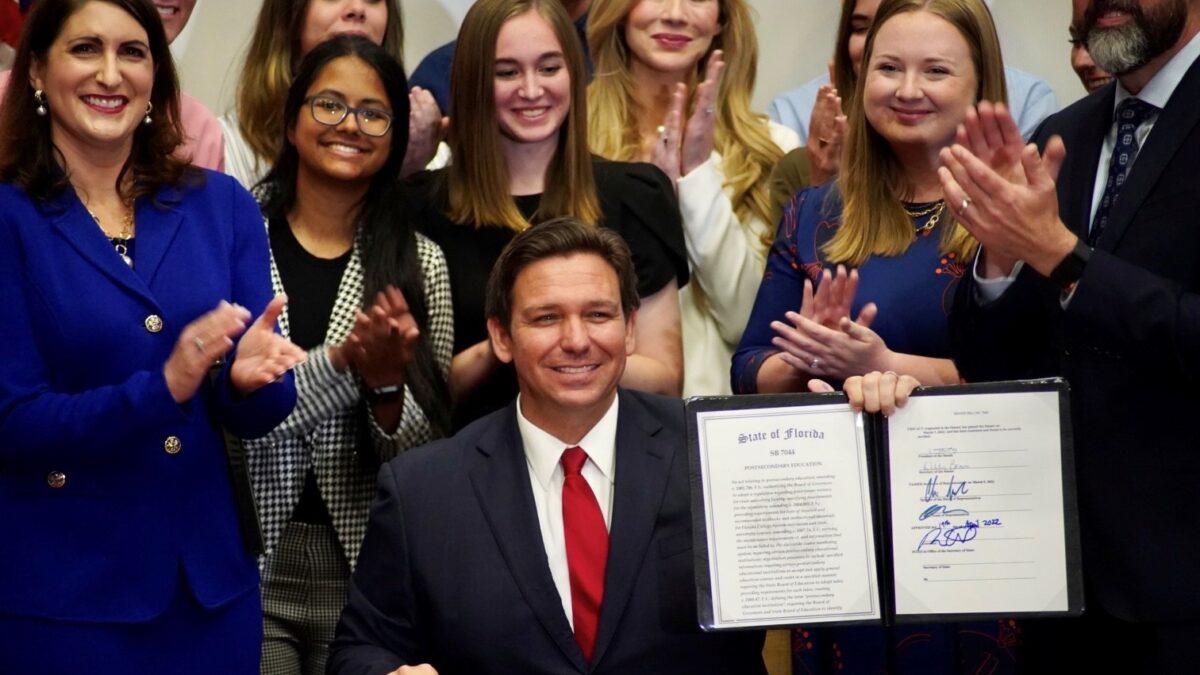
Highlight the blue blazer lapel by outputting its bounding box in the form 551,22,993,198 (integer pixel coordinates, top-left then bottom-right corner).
1096,56,1200,251
132,197,184,288
591,391,672,667
468,405,585,671
43,195,158,308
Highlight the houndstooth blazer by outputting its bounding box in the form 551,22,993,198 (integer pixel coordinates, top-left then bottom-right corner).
245,223,452,571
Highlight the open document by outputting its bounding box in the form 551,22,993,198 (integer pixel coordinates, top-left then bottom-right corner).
688,379,1082,630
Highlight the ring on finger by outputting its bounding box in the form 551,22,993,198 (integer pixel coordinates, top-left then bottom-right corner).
810,357,821,371
193,336,206,353
961,197,971,212
704,105,714,115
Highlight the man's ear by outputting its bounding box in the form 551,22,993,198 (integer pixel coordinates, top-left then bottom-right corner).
624,308,637,356
486,316,515,365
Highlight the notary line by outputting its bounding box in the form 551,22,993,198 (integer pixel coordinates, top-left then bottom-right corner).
981,536,1035,541
979,509,1034,513
971,493,1033,497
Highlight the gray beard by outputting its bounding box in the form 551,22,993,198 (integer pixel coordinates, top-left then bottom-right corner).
1088,22,1151,75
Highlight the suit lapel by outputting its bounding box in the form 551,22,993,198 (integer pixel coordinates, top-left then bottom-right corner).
45,195,158,308
1096,56,1200,251
1058,88,1114,237
132,197,183,287
468,406,586,671
591,391,672,667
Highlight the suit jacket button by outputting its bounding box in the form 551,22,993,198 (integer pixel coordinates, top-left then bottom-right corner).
47,471,66,489
164,436,182,455
144,314,164,333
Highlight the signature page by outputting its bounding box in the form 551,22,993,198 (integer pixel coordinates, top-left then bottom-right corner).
695,403,880,628
887,390,1069,617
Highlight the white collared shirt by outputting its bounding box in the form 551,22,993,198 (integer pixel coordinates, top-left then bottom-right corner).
516,394,619,630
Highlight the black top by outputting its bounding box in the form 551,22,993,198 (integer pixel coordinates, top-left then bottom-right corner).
268,217,352,351
268,217,353,525
408,158,688,429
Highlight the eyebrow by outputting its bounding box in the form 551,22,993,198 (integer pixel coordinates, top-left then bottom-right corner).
494,51,565,64
69,35,150,50
311,89,390,108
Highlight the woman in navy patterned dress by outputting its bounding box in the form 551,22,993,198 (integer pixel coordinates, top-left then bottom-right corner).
733,0,1022,672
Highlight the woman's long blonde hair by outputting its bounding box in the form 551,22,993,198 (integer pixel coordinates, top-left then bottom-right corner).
827,0,1005,265
586,0,782,246
447,0,600,231
234,0,405,172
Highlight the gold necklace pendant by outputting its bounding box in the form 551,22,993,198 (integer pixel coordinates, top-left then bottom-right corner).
910,201,945,236
87,204,135,267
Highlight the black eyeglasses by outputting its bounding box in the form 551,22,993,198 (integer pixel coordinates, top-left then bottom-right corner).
304,96,394,137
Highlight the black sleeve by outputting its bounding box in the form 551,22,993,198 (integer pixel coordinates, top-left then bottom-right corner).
593,158,690,297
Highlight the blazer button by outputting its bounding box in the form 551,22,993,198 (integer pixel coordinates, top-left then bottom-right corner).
47,471,66,489
164,436,182,455
144,314,164,333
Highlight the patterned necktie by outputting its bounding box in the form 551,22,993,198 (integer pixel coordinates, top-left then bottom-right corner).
1089,97,1158,246
561,446,608,662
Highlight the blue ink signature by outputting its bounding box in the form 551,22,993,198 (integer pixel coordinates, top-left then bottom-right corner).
918,520,978,550
919,504,970,521
922,475,969,502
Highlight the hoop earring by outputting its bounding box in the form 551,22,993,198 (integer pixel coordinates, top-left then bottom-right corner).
143,101,153,125
34,90,47,117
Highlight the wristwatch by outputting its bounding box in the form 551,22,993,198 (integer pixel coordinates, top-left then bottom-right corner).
364,384,403,404
1049,239,1092,289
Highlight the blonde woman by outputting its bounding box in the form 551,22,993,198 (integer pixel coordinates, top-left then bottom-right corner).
736,2,1018,668
408,0,688,429
222,0,443,189
587,0,798,396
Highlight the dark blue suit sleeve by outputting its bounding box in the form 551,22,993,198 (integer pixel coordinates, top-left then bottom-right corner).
329,461,424,675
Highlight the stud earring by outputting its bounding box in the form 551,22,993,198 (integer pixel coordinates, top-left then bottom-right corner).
143,101,153,125
34,89,46,116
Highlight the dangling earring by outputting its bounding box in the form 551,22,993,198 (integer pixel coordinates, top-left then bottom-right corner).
143,101,153,125
34,90,47,116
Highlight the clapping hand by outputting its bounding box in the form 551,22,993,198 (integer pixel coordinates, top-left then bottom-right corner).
164,295,305,403
806,63,848,185
650,50,725,182
230,294,307,395
400,87,447,178
342,286,420,391
770,266,886,379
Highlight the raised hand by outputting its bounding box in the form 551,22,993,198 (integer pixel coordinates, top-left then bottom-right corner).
954,101,1027,186
680,49,724,176
400,86,447,178
163,300,252,403
230,294,307,395
650,83,686,184
807,70,848,185
939,106,1073,278
343,285,420,390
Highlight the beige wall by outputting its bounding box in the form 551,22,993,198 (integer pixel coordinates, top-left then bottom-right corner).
175,0,1085,120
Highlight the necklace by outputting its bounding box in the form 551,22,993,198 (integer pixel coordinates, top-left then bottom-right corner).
87,204,135,267
904,199,945,235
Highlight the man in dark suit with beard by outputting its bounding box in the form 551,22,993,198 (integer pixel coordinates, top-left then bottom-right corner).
939,0,1200,672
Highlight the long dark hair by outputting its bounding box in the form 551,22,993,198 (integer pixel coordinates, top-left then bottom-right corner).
0,0,195,202
260,36,451,438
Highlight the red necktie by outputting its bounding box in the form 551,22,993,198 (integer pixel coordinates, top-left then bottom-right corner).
561,446,608,662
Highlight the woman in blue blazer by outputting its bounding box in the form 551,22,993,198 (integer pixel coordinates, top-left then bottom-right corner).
0,0,304,673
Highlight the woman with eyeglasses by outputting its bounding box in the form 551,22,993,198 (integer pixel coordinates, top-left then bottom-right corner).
245,35,452,674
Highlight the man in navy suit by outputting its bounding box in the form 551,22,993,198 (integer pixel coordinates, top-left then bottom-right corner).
940,0,1200,671
327,219,766,675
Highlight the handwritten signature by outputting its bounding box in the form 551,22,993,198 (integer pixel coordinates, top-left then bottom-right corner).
919,504,970,521
922,475,969,502
918,521,978,550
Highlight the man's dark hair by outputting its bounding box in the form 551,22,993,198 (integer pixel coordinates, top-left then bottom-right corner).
485,218,640,328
